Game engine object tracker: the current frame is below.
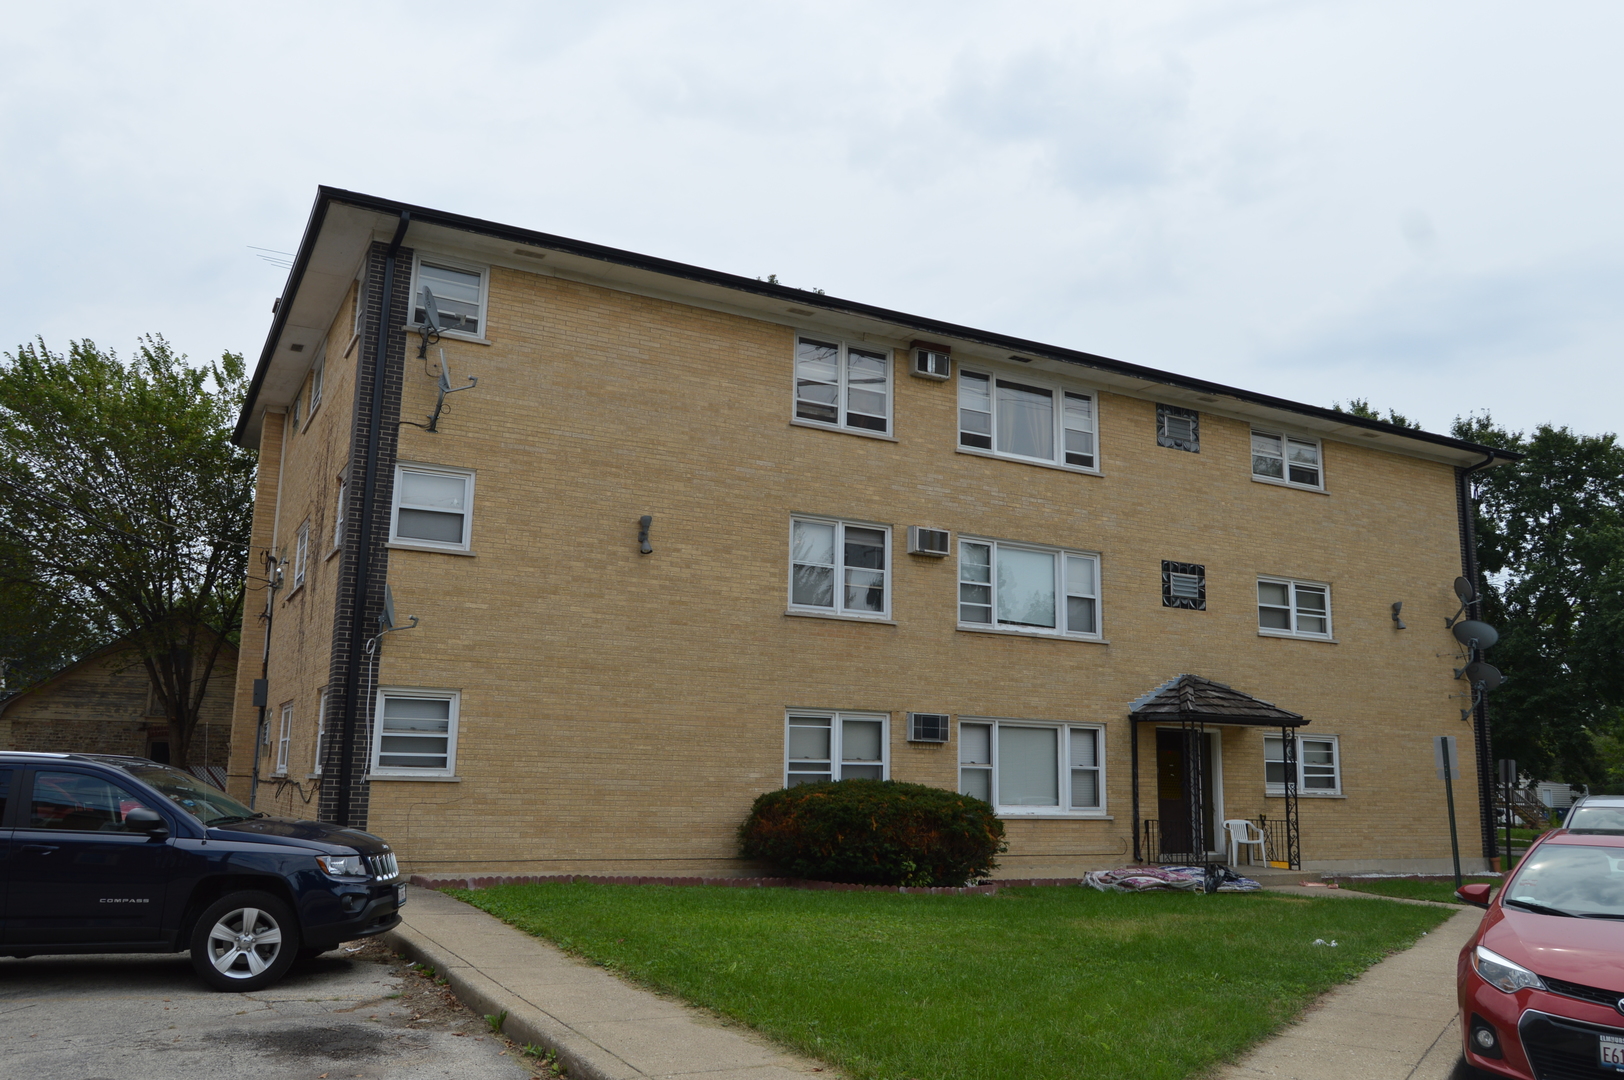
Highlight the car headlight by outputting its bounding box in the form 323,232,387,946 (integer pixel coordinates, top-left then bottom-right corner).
316,853,368,879
1474,945,1547,994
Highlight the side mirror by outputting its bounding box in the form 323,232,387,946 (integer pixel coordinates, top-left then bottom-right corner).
125,807,170,839
1456,883,1492,908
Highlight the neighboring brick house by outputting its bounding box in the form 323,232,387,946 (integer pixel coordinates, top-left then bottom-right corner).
228,186,1515,877
0,635,236,772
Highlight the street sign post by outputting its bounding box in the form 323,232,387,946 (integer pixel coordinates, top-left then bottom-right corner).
1435,736,1463,888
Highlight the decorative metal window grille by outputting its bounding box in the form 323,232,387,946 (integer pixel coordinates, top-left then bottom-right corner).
1162,560,1206,610
908,713,950,742
1157,404,1199,453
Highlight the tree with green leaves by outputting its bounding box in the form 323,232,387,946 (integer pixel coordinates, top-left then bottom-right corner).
1453,413,1624,785
0,337,256,767
1334,398,1422,429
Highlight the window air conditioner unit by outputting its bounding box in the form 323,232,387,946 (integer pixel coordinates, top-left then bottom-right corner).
907,526,951,556
908,713,950,743
910,340,951,380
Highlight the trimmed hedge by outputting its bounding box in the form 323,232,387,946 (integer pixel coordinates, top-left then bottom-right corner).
738,779,1006,887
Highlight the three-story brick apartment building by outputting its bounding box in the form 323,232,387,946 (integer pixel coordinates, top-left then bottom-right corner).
228,187,1514,877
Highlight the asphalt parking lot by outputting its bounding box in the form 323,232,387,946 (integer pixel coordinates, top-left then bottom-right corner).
0,939,537,1080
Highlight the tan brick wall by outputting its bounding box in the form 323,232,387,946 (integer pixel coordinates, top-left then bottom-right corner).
3,644,234,765
227,284,362,815
296,263,1486,877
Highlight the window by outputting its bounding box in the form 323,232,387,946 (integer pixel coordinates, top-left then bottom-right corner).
314,688,328,776
1162,560,1206,610
308,345,325,411
290,388,302,430
29,770,156,832
1257,577,1331,638
352,278,367,341
789,518,889,618
1265,734,1341,795
410,257,487,337
958,538,1099,637
1157,404,1199,452
292,520,310,588
371,689,459,777
959,369,1096,469
390,464,474,551
332,476,347,549
785,711,888,786
275,702,292,776
794,336,892,434
959,720,1104,814
1251,430,1323,489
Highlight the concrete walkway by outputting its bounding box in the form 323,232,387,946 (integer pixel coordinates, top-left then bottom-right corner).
386,882,1483,1080
384,886,831,1080
1214,892,1483,1080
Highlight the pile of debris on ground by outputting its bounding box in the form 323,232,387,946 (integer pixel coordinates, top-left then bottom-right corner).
1084,865,1264,894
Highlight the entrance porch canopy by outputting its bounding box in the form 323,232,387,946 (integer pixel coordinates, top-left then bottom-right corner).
1129,674,1309,868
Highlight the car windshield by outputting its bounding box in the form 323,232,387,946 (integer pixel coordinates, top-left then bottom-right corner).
1504,843,1624,918
122,763,261,826
1564,804,1624,834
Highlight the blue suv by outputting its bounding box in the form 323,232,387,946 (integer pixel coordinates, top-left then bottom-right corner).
0,752,403,991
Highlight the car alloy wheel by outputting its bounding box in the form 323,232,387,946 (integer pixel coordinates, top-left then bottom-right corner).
189,890,300,992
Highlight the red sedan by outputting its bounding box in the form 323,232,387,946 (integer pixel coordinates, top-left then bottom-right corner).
1457,824,1624,1078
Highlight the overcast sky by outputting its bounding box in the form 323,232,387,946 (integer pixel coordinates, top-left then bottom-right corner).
5,1,1620,439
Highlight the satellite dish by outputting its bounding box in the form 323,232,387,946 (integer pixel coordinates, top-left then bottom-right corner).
1464,661,1504,691
421,287,443,333
381,583,397,631
1452,619,1499,650
1453,576,1476,604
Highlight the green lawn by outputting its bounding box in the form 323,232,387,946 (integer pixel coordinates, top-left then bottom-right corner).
450,883,1451,1080
1331,876,1501,904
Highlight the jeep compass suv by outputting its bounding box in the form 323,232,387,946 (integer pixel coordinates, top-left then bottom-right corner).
0,752,403,991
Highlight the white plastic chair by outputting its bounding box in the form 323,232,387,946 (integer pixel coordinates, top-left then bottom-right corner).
1224,819,1267,866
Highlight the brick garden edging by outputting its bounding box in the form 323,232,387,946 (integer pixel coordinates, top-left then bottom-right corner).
410,872,1088,895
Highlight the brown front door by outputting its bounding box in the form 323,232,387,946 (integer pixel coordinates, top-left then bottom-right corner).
1155,729,1216,857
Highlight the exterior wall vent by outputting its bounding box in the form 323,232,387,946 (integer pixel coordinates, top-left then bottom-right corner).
907,526,951,556
910,340,951,380
908,713,950,743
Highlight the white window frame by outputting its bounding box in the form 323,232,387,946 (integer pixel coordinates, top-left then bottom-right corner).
1264,733,1341,796
957,366,1099,473
784,710,890,787
1257,577,1332,640
957,718,1107,817
958,537,1101,639
788,516,891,620
275,702,293,776
314,688,328,776
307,342,325,414
389,463,475,552
332,475,347,550
407,254,490,341
370,687,460,779
1250,429,1324,491
792,334,894,436
292,520,310,589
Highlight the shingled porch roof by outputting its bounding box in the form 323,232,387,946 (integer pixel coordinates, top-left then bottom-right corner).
1128,674,1307,727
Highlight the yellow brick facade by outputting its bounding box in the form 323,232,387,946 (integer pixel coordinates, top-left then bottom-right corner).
232,201,1496,878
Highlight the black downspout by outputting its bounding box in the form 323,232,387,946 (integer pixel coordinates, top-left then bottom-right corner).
1456,451,1499,864
336,211,410,828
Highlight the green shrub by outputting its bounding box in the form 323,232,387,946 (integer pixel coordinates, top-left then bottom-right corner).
738,779,1006,887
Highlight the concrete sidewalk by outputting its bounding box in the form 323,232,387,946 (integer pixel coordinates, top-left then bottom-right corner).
384,886,831,1080
386,882,1481,1080
1214,897,1482,1080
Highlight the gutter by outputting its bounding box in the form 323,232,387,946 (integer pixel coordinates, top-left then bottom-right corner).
236,187,1523,467
335,211,410,828
1455,450,1503,863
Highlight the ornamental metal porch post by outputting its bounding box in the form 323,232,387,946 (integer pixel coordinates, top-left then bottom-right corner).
1130,716,1142,863
1183,716,1206,864
1282,721,1301,870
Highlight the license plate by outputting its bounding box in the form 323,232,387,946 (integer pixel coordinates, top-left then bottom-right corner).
396,883,408,907
1600,1034,1624,1070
